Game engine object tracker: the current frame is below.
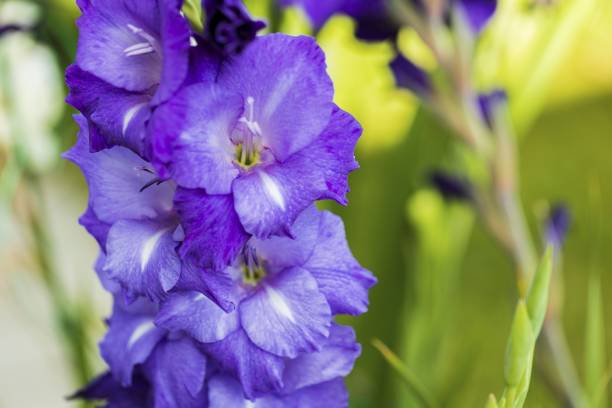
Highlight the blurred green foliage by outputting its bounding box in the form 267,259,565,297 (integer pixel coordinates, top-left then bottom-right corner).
2,0,612,406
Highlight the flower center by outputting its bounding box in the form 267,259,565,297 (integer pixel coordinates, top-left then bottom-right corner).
233,96,263,169
123,24,159,57
241,246,266,286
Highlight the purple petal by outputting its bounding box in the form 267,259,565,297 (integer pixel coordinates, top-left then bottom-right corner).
143,337,208,407
100,298,166,386
66,65,152,155
239,267,331,358
175,259,241,312
151,0,191,105
249,205,320,271
156,291,239,343
203,329,285,398
70,371,151,408
104,218,181,301
150,84,242,192
76,0,163,92
207,374,246,407
232,106,360,237
208,374,348,408
303,210,376,315
79,203,111,250
174,189,249,269
218,34,334,161
268,379,348,408
282,324,360,393
95,252,122,294
457,0,497,33
63,116,175,224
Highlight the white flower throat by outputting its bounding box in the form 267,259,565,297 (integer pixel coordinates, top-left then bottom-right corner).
234,96,263,168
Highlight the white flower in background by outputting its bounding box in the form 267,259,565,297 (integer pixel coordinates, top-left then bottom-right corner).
0,0,63,174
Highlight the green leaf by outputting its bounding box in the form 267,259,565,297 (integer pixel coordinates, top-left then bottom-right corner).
525,246,553,335
504,301,534,387
485,394,500,408
585,273,608,408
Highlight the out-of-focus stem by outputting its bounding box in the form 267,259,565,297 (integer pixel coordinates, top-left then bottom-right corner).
24,174,93,388
544,318,587,408
412,10,584,405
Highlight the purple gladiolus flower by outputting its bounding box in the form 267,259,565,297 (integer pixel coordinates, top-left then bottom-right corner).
67,0,191,155
156,206,374,395
203,0,266,55
151,33,361,268
66,0,372,405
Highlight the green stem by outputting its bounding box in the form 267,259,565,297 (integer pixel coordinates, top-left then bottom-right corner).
372,339,439,408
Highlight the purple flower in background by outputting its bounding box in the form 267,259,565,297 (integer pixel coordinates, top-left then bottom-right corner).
546,204,570,250
152,34,361,267
477,89,507,129
429,170,473,202
280,0,399,41
203,0,266,55
67,0,190,155
389,53,431,97
456,0,497,34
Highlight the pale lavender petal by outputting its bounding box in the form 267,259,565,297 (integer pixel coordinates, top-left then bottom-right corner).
249,205,319,271
156,291,239,343
100,298,165,386
63,116,175,224
104,218,181,301
66,65,152,155
239,267,331,358
143,337,208,407
304,211,376,315
218,34,334,161
232,106,360,237
282,324,360,392
76,0,163,92
150,84,241,192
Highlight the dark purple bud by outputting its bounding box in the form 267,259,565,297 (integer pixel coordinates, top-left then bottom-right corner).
203,0,266,56
546,204,570,249
389,53,431,97
429,171,472,202
477,89,506,129
456,0,497,33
